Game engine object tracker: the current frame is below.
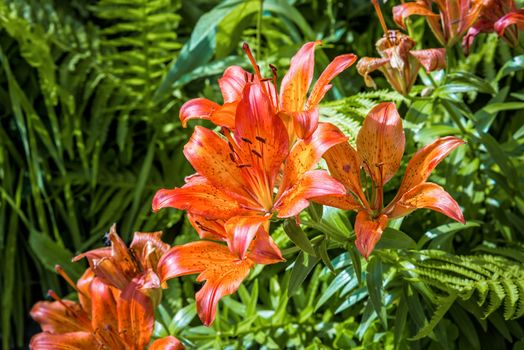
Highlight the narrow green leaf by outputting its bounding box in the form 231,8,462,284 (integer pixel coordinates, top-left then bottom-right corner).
288,252,320,296
366,256,387,328
283,220,316,256
375,228,416,250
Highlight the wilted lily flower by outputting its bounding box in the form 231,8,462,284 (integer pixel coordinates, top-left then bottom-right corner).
154,82,347,256
157,220,283,326
180,41,356,140
358,0,446,95
30,266,181,349
314,102,465,259
73,225,169,306
463,0,520,53
393,0,486,47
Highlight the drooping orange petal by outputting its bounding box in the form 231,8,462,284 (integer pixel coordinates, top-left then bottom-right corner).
90,278,120,347
275,170,346,218
210,103,237,129
388,182,465,224
152,177,251,220
179,98,220,128
149,336,184,350
392,2,439,30
307,54,357,107
29,332,98,350
494,9,524,36
395,136,464,199
234,82,290,187
184,126,252,200
248,227,285,265
323,142,368,207
224,215,270,259
356,57,390,89
354,211,388,259
30,301,91,334
310,194,362,211
157,241,254,326
118,278,155,349
280,41,322,112
188,214,228,241
410,48,446,73
218,66,251,103
356,102,405,186
279,122,347,195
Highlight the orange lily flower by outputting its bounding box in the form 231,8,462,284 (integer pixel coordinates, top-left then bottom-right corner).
157,220,284,326
153,81,347,259
358,0,446,95
314,102,465,258
393,0,486,47
30,267,177,350
180,41,356,140
463,0,520,53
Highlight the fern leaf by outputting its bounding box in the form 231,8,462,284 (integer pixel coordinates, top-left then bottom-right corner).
501,279,519,320
483,281,505,319
410,293,457,340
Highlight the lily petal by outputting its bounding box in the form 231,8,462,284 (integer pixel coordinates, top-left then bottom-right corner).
118,278,155,349
30,332,98,350
279,122,347,194
275,170,346,218
395,136,464,199
323,142,368,207
30,301,91,334
149,336,184,350
392,2,438,30
157,241,254,326
310,194,362,211
219,66,251,103
280,41,321,112
130,231,170,271
224,215,270,259
356,57,390,89
388,182,465,224
307,54,357,107
291,108,320,140
357,102,405,186
152,177,251,219
90,278,120,347
184,126,251,199
354,211,388,259
234,82,290,185
188,214,228,241
179,98,220,128
410,48,446,73
248,228,285,265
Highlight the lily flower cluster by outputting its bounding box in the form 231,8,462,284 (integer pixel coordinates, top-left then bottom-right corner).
153,42,357,326
30,226,183,350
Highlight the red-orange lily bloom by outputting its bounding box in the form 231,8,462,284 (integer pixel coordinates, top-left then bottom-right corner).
30,267,179,350
495,7,524,42
153,81,347,258
359,0,445,95
157,220,284,326
314,102,465,258
180,41,356,140
393,0,486,47
463,0,520,53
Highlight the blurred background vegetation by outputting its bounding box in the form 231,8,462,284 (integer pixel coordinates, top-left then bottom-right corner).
1,0,524,349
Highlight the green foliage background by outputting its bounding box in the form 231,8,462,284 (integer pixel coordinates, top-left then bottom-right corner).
0,0,523,349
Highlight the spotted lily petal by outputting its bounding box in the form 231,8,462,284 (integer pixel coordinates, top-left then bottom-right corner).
30,301,91,334
388,182,465,223
158,241,254,326
188,214,228,241
130,231,170,271
356,57,390,89
356,102,405,186
248,227,285,265
179,98,220,128
90,278,121,348
392,2,439,30
354,211,388,259
218,66,251,103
